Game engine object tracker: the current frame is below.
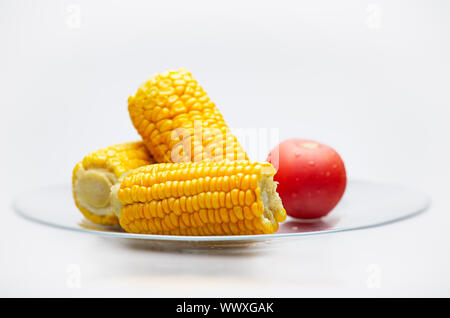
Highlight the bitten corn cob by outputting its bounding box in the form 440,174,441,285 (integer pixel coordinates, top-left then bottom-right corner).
72,142,155,225
128,69,248,163
112,160,287,235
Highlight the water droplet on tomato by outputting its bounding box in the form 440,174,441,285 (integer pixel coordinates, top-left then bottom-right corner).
301,142,319,149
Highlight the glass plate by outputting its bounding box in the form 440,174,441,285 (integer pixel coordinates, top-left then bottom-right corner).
13,180,429,245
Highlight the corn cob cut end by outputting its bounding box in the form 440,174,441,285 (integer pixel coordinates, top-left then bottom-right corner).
259,169,287,229
72,162,120,226
72,141,154,226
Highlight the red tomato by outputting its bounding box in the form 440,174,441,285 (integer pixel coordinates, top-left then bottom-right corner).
267,139,347,219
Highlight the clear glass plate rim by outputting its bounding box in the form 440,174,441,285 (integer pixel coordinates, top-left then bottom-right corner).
12,179,431,242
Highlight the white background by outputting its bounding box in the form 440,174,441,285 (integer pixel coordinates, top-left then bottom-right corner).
1,0,449,296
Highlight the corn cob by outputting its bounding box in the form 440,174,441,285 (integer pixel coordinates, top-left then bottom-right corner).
72,141,155,225
128,69,248,163
112,160,287,235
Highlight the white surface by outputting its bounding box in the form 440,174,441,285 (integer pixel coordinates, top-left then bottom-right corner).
1,0,449,297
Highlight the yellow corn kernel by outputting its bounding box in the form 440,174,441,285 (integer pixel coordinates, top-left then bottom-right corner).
128,69,248,163
115,161,286,235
